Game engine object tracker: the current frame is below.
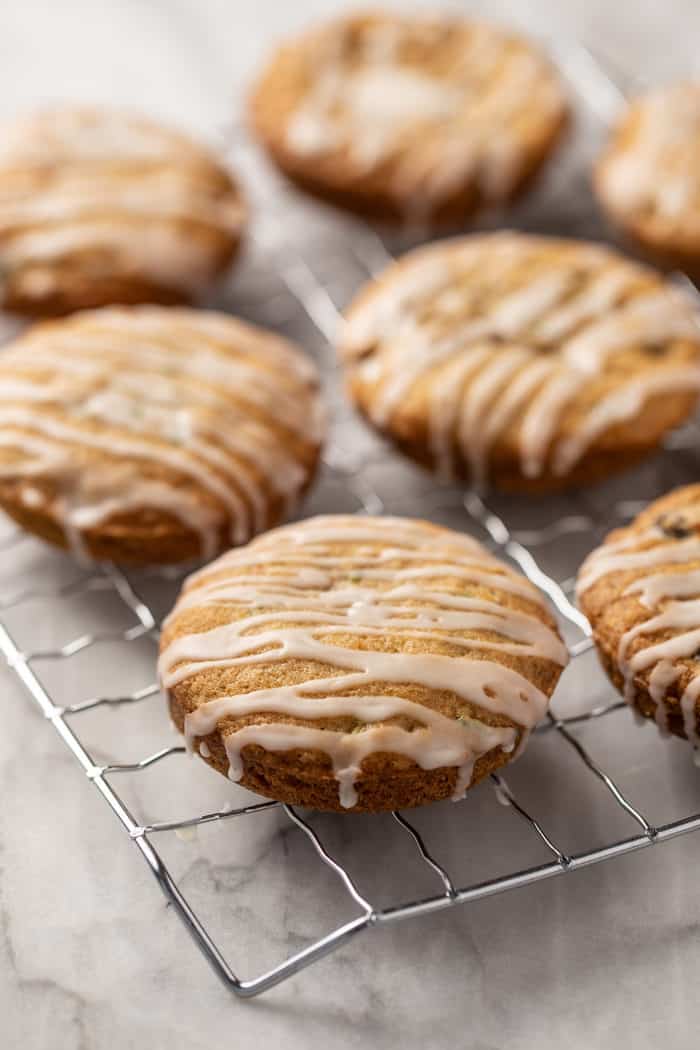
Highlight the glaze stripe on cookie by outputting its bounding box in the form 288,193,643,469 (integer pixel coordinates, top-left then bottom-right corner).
0,109,244,298
272,15,566,217
0,307,323,561
159,515,567,808
340,234,700,484
597,82,700,231
577,505,700,756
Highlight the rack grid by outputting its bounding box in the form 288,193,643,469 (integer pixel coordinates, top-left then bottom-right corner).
3,30,700,999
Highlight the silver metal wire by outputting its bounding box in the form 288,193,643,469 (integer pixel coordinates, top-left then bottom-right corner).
391,811,457,898
3,34,700,1000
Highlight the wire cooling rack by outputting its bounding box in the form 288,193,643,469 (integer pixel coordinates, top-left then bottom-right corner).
3,28,700,1000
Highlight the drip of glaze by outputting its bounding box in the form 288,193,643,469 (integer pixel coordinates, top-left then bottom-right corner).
192,691,517,809
160,516,566,807
578,524,700,758
552,366,700,476
648,660,680,735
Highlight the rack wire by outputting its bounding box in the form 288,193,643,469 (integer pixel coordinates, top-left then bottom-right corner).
3,26,700,999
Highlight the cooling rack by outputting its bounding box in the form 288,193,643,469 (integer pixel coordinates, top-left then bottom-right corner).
3,27,700,1000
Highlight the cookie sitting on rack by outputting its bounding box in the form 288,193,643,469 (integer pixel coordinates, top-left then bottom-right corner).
577,485,700,761
339,232,700,492
595,82,700,279
0,108,245,316
0,306,324,564
159,514,568,812
249,12,567,227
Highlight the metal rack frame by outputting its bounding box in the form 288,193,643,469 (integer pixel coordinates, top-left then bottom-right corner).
3,29,700,999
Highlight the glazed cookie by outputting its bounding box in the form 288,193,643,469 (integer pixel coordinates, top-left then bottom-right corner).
339,233,700,492
577,485,700,760
595,82,700,277
0,306,323,565
250,12,567,226
0,108,245,316
159,514,568,812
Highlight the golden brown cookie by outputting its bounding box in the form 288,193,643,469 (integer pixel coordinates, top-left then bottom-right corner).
159,514,568,812
250,12,567,226
595,82,700,278
0,306,323,565
578,485,700,759
0,108,245,316
339,233,700,492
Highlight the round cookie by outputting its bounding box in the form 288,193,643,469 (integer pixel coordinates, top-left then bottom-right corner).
0,306,323,565
577,485,700,760
339,232,700,492
159,514,568,812
595,82,700,278
0,108,245,316
249,12,567,226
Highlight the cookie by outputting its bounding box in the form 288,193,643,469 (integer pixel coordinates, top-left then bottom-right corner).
0,108,245,316
0,306,323,565
339,233,700,492
577,485,700,760
159,514,567,812
595,82,700,278
250,12,567,226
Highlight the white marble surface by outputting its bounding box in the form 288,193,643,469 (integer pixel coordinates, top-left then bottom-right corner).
2,2,700,1048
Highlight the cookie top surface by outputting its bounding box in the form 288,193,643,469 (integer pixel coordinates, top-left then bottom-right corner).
0,306,323,563
0,107,245,311
339,233,700,485
577,485,700,752
250,12,566,218
596,82,700,251
159,514,567,809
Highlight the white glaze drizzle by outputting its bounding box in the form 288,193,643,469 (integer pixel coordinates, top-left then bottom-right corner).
0,108,244,295
577,517,700,761
0,307,322,561
340,235,700,484
159,515,566,807
599,82,700,229
552,366,700,476
428,348,492,477
648,661,680,735
282,16,565,210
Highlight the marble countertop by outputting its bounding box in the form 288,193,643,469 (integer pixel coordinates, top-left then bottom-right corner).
2,2,700,1048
